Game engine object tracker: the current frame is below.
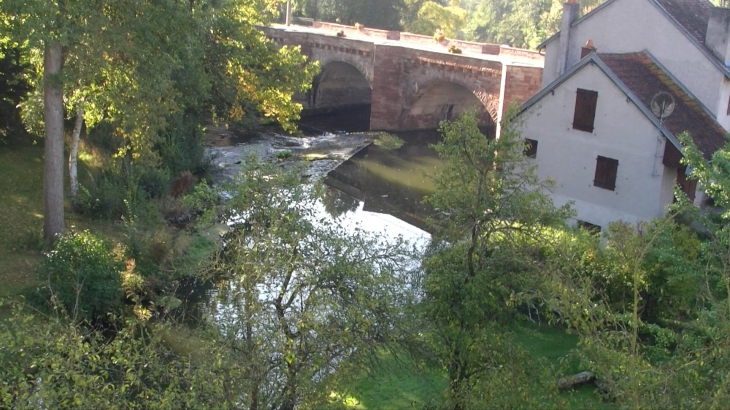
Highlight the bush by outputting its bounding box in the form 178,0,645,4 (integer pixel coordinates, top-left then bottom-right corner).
275,150,293,159
138,166,171,199
0,309,248,409
75,170,131,219
35,231,125,322
157,113,209,177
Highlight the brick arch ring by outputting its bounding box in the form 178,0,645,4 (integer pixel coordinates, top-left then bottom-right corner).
406,78,499,125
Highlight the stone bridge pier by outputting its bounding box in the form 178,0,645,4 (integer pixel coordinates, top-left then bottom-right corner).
262,22,544,133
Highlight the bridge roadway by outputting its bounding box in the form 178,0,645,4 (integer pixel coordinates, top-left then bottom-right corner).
262,22,544,132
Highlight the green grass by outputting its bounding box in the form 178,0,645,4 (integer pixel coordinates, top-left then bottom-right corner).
511,321,616,409
328,353,446,409
0,141,46,297
332,322,616,409
0,139,123,301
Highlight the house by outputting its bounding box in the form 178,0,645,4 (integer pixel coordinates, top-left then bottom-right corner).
517,51,726,230
539,0,730,131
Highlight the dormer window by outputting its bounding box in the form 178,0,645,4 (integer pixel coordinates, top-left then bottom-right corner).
573,88,598,132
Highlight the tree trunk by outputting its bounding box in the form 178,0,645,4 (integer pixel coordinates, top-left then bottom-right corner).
556,371,596,390
69,104,84,205
43,40,65,243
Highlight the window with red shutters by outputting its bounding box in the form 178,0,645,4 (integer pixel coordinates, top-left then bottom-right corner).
594,156,618,190
573,88,598,132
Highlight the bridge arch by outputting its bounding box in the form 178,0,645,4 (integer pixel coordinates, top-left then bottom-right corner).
401,79,496,130
305,61,372,114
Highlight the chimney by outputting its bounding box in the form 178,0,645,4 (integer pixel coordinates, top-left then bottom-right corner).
557,0,580,75
581,39,596,58
707,6,730,66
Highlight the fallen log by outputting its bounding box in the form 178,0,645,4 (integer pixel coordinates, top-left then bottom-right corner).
556,371,596,390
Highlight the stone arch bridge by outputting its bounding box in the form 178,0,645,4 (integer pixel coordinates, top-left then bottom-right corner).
262,22,544,133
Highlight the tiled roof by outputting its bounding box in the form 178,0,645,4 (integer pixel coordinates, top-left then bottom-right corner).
654,0,722,63
599,52,727,159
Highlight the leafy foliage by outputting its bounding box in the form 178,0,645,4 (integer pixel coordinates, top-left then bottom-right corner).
206,159,419,409
461,0,605,48
0,307,249,409
34,230,125,323
420,110,572,408
300,0,405,30
405,1,467,38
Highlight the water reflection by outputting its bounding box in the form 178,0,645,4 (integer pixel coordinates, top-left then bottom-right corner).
324,130,443,233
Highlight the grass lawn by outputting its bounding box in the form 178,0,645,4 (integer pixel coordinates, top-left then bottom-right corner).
331,353,446,409
331,322,616,409
512,322,615,409
0,141,46,298
0,139,121,301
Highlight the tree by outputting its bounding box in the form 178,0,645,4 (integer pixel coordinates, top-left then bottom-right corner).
420,110,572,408
206,160,418,409
302,0,405,30
405,1,467,38
461,0,605,48
536,132,730,407
2,0,317,242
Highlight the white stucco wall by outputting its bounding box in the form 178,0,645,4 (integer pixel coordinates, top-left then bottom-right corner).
521,62,677,230
542,41,560,89
718,77,730,130
542,0,725,121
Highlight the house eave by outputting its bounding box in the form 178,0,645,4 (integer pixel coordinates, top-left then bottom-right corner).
517,53,683,153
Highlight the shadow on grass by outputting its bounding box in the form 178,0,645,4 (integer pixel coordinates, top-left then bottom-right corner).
0,142,45,297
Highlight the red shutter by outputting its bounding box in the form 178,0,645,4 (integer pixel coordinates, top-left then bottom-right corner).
676,166,697,202
573,89,598,132
594,156,618,190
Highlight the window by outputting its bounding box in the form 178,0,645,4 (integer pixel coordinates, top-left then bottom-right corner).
524,139,538,158
573,88,598,132
727,93,730,116
594,156,618,190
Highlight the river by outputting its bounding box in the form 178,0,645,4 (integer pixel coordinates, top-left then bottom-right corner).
180,108,442,324
206,107,443,242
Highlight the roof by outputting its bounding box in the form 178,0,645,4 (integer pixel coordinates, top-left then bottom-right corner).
537,0,730,78
518,51,727,159
600,52,727,159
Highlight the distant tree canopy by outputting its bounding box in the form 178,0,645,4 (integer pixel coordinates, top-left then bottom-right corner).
461,0,605,48
293,0,606,48
297,0,405,30
404,0,467,38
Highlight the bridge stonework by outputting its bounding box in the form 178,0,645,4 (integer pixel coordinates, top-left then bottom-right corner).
262,23,543,131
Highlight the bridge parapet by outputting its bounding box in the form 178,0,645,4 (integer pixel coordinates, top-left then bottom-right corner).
311,21,400,40
306,21,543,62
264,23,543,131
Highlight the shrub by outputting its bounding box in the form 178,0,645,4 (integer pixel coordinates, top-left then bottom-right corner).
275,150,293,159
123,210,172,277
373,133,405,150
35,231,125,322
75,170,130,219
0,309,249,409
138,166,171,199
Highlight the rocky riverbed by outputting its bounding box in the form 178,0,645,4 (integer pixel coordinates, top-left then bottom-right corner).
204,126,375,183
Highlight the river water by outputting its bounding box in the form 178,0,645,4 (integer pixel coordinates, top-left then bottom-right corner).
206,107,443,242
180,109,443,323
